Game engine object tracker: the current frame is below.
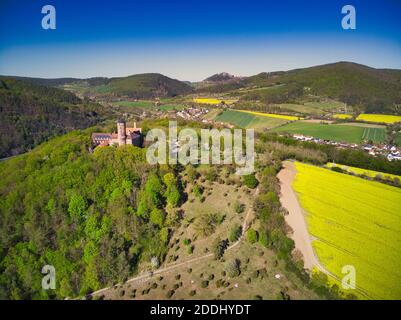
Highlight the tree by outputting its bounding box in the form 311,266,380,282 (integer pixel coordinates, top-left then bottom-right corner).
150,208,166,228
194,213,219,237
163,173,181,207
211,238,228,260
68,194,88,220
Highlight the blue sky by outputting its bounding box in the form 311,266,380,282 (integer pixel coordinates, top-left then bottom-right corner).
0,0,400,81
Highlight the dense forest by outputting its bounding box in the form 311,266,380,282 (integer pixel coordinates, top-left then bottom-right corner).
0,129,183,299
0,78,108,158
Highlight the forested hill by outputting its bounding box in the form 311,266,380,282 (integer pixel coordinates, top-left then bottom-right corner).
0,77,108,158
6,73,194,99
0,130,181,299
198,62,401,114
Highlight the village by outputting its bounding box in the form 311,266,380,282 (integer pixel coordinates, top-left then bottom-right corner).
291,133,401,161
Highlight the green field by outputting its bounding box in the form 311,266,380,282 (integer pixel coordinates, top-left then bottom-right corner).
271,100,345,115
272,121,386,144
114,100,186,111
361,127,386,142
293,162,401,299
215,109,288,129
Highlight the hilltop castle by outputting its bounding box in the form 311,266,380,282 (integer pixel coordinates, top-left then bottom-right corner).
92,119,143,147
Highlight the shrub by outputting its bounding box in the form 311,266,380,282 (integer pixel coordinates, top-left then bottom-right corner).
243,174,259,189
234,201,245,214
258,230,269,247
189,290,196,296
166,290,175,298
229,225,242,243
246,228,259,244
212,238,229,260
201,280,209,288
225,259,241,277
192,185,203,199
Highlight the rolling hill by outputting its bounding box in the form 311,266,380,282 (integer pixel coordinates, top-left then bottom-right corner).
94,73,193,98
0,77,109,158
204,72,238,83
6,73,193,99
197,62,401,114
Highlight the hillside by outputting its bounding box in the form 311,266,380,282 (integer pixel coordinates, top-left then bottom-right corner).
204,72,237,83
7,73,193,100
97,73,193,98
0,130,181,299
198,62,401,114
0,77,108,158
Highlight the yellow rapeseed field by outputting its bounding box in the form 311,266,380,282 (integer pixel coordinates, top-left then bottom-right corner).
356,114,401,124
326,162,401,182
293,162,401,299
238,110,301,121
333,114,352,119
193,98,237,105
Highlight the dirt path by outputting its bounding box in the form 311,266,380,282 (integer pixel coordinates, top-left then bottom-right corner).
90,187,259,298
277,161,324,271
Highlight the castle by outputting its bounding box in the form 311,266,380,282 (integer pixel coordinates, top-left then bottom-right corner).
92,119,143,147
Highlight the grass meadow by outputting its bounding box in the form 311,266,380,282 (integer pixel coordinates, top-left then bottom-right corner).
272,121,386,144
215,109,288,129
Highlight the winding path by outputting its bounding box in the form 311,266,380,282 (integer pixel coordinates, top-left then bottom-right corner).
90,187,259,298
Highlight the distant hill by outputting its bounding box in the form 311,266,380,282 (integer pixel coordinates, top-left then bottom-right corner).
96,73,193,98
3,76,83,87
204,72,237,82
0,77,108,158
198,62,401,114
6,73,193,99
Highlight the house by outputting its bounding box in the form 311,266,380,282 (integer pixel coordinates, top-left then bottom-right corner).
92,119,143,147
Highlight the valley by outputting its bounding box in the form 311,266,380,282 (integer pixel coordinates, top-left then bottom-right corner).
1,61,401,301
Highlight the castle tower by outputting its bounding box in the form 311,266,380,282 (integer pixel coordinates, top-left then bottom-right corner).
117,119,126,146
